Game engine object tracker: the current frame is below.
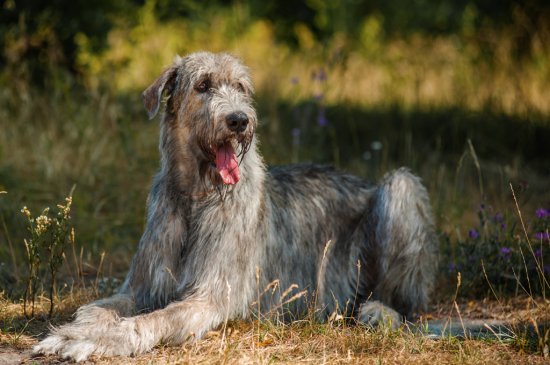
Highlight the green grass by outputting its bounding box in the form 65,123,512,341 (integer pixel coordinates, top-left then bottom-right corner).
0,7,549,361
0,80,549,295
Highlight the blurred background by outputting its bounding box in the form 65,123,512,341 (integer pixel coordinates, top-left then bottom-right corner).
0,0,549,298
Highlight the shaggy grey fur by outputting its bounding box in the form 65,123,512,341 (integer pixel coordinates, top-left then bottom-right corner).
34,52,438,361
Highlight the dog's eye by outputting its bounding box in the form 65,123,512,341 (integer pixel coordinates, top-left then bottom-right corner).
195,80,210,93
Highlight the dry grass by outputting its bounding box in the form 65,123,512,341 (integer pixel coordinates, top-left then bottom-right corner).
1,290,548,364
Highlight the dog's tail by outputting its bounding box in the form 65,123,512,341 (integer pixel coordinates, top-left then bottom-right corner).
371,167,438,317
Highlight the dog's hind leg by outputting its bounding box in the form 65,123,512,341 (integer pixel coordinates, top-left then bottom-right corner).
358,168,437,328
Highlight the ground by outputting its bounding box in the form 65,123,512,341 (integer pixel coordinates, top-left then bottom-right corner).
1,293,548,364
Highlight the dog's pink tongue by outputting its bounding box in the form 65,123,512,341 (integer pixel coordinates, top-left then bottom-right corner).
215,142,240,185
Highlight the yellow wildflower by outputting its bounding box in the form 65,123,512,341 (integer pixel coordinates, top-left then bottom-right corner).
21,206,31,219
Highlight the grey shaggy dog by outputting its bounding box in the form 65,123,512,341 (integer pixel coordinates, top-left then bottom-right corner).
34,52,438,361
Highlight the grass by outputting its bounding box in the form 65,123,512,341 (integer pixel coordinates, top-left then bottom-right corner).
0,288,548,363
0,186,548,362
1,79,549,363
1,5,548,268
1,4,549,362
1,79,549,365
74,5,550,118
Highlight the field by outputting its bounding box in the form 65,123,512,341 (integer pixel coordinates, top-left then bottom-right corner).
1,1,550,363
1,289,549,364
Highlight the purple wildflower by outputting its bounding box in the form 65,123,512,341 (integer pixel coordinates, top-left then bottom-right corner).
448,262,459,273
291,128,301,146
494,213,504,222
311,68,327,82
519,181,529,190
535,208,549,219
534,232,550,240
479,204,485,211
544,265,550,275
500,247,512,260
534,248,542,259
317,107,328,127
500,223,507,231
468,229,480,240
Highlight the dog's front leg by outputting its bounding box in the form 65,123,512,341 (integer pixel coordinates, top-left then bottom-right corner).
34,295,221,361
34,203,191,361
33,293,136,361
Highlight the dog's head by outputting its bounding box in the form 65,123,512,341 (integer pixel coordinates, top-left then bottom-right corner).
142,52,257,186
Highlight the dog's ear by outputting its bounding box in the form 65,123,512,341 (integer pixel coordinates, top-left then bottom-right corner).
142,66,178,120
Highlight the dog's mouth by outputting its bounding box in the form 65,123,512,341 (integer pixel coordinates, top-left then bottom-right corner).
214,141,240,185
202,128,253,187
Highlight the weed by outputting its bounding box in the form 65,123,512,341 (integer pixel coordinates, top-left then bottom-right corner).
445,199,549,298
20,190,74,318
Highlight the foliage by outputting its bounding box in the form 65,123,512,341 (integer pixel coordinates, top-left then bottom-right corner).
66,2,550,118
0,0,549,318
446,203,550,298
2,0,549,77
20,193,74,317
1,1,549,117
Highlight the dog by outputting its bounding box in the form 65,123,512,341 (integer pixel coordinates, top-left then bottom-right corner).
34,52,437,361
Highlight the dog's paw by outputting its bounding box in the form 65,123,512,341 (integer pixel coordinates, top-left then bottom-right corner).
34,335,96,362
33,317,141,361
33,334,66,356
357,300,402,330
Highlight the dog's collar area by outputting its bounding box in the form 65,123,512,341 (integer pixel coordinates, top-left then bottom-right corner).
180,187,217,200
180,183,234,201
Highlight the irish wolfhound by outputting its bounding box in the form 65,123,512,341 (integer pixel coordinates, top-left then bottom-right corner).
34,52,437,361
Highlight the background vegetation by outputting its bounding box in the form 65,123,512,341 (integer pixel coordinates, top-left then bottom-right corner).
0,1,549,355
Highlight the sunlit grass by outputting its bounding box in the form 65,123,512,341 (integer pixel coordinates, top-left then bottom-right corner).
0,284,548,363
74,7,550,118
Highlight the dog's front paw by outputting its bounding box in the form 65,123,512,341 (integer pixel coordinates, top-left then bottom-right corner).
34,316,141,361
33,335,97,362
33,334,65,356
357,300,402,330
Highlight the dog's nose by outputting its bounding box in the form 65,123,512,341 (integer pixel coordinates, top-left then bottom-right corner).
225,112,249,133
